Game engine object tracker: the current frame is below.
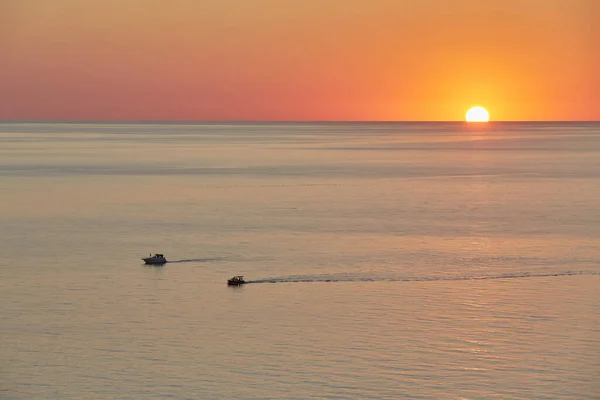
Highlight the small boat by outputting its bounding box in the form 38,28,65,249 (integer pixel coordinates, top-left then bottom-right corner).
142,253,167,265
227,276,246,286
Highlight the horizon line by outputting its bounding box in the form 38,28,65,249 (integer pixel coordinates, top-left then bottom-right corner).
1,119,599,124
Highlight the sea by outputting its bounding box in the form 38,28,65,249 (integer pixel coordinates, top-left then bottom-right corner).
1,121,599,399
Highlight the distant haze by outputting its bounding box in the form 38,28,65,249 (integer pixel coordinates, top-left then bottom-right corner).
2,0,599,121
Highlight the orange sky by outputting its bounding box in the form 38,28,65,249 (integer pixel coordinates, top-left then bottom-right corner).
1,0,598,121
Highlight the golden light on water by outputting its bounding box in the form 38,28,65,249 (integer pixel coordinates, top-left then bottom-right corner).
465,106,490,122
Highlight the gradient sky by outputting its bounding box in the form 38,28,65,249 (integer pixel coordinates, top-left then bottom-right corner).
1,0,598,121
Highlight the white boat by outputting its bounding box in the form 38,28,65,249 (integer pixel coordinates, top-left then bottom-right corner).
142,253,167,265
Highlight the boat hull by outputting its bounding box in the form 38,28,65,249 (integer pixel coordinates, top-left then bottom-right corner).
142,258,167,265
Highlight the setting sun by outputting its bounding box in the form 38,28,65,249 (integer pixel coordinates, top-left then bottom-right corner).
465,107,490,122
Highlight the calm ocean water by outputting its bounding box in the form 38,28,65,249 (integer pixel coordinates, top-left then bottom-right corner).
1,122,599,399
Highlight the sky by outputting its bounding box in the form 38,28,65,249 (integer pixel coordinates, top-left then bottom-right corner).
1,0,598,121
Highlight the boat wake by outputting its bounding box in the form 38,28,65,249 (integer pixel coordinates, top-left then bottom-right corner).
168,257,224,263
246,270,599,284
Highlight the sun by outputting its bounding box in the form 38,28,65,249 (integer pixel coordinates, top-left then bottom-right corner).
465,106,490,122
